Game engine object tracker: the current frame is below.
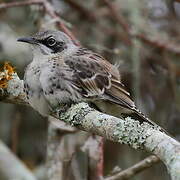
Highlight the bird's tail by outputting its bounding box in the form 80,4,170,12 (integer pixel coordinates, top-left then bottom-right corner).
122,107,170,135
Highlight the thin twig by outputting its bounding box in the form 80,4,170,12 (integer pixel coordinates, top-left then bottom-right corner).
42,0,80,45
0,0,80,45
0,0,43,9
102,0,130,33
66,0,96,21
134,33,180,55
105,155,159,180
102,0,132,45
101,0,180,55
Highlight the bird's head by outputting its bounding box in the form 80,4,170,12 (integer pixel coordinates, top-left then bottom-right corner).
17,30,75,57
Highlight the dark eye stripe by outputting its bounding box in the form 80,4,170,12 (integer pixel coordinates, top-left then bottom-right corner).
38,36,67,53
51,41,67,53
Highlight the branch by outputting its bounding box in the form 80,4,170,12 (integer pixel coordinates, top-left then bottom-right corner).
102,0,130,33
102,0,131,45
0,0,80,45
0,70,179,180
0,140,36,180
101,0,180,55
105,155,159,180
46,118,78,180
42,0,80,45
0,0,43,9
54,104,179,180
81,135,104,180
65,0,96,21
47,117,104,180
134,33,180,55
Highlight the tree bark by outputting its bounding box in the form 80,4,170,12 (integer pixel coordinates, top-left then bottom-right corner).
0,71,180,180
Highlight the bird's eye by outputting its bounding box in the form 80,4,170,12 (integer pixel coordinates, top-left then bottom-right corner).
47,37,56,46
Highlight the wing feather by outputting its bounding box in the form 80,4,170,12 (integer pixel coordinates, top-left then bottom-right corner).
65,49,135,110
63,48,169,133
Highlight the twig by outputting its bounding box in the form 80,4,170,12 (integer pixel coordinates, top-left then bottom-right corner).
105,155,159,180
0,0,43,9
42,0,80,45
46,118,79,180
102,0,131,45
66,0,96,21
101,0,180,55
0,0,80,45
102,0,130,33
134,33,180,55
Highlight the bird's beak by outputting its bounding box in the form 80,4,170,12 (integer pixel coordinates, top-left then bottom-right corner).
17,37,37,44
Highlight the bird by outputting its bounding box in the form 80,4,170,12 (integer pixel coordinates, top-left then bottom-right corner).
17,30,161,128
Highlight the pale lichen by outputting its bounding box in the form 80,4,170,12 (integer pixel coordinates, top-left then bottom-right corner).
7,73,24,97
93,117,103,127
59,102,93,126
145,131,180,179
113,117,158,149
0,63,26,103
58,103,162,149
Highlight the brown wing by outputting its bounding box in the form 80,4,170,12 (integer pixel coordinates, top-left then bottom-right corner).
64,50,135,110
64,49,170,132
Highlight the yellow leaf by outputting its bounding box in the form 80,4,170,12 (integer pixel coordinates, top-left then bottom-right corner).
0,62,15,88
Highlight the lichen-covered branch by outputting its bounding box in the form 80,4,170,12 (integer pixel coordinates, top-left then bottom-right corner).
53,103,180,180
0,70,180,180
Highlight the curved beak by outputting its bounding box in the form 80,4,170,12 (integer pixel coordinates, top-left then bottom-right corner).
17,37,37,44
